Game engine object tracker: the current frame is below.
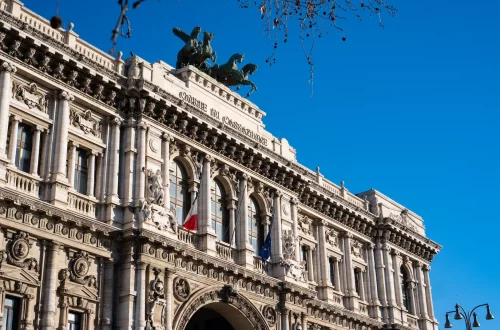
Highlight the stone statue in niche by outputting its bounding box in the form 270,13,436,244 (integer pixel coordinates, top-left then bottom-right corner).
282,230,297,261
146,169,164,206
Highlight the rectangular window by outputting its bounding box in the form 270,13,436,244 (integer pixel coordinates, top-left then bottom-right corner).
15,123,33,173
354,268,361,295
329,258,335,286
67,311,82,330
3,296,20,330
74,149,88,194
301,246,308,270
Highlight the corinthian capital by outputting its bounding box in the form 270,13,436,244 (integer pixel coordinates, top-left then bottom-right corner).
1,61,16,73
59,91,74,102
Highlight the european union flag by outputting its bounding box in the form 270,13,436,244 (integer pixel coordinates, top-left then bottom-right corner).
259,230,272,262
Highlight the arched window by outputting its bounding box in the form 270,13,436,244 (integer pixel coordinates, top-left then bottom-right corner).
400,266,412,313
211,180,229,243
169,161,190,225
248,197,262,255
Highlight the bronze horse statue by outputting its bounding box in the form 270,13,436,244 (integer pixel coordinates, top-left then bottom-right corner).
173,26,216,70
208,54,258,97
189,31,216,70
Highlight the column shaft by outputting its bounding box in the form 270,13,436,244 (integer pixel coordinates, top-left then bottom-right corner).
87,152,96,196
290,198,301,261
101,260,114,330
135,122,147,205
67,143,77,189
0,62,16,158
106,118,121,202
161,134,171,209
307,247,315,282
135,262,147,330
53,91,73,181
165,269,174,330
41,242,60,330
30,126,41,176
317,221,329,286
8,116,19,164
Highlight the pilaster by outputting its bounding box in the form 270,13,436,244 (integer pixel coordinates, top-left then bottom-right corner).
87,151,97,197
382,234,397,323
342,232,359,311
161,133,173,211
40,241,61,330
122,118,137,228
117,242,135,330
0,61,16,167
101,259,114,330
366,242,382,320
134,261,147,330
271,190,284,277
198,154,216,256
236,172,254,267
7,115,20,164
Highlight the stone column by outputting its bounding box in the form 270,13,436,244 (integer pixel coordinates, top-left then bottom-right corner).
342,232,358,310
382,236,397,323
135,262,147,330
290,197,301,261
117,242,135,329
53,91,73,182
271,190,284,276
39,130,48,180
359,270,366,301
165,269,175,330
8,115,20,164
101,260,114,330
307,247,315,282
237,173,254,267
375,237,388,323
317,220,328,286
199,155,216,255
30,126,42,176
94,153,103,200
0,62,16,161
334,259,342,292
423,265,436,320
161,133,173,209
415,261,430,329
106,118,121,203
135,121,148,206
227,199,236,247
392,251,403,309
366,243,381,320
122,119,137,227
67,142,78,189
86,151,96,197
41,242,60,330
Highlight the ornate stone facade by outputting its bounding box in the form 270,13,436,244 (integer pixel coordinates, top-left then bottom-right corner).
0,3,440,330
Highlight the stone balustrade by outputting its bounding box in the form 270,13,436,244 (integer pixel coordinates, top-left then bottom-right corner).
216,241,234,261
177,227,197,247
67,191,96,216
6,167,39,197
253,256,264,272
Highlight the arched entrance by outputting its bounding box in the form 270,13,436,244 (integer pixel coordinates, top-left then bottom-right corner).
174,286,270,330
185,303,252,330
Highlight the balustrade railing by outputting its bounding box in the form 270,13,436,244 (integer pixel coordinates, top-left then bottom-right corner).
75,39,116,70
19,9,65,42
6,168,39,197
253,256,264,272
177,227,197,247
358,301,369,315
406,314,419,328
216,241,234,261
67,191,96,217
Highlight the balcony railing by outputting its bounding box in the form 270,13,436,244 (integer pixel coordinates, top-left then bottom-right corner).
6,168,40,197
253,256,264,272
67,191,96,217
358,300,369,315
177,227,197,247
406,313,419,328
216,241,234,261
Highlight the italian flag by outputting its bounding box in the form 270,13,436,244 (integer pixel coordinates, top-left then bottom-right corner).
183,196,198,231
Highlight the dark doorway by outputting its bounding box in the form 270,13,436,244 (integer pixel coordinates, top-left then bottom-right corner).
185,307,234,330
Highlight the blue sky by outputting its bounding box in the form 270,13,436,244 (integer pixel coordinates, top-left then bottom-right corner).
27,0,499,327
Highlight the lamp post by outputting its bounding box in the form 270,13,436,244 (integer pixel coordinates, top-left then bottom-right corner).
444,304,494,329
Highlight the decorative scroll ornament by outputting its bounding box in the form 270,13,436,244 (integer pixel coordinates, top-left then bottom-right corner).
5,231,39,272
280,258,307,283
69,109,102,138
68,251,97,288
282,230,297,261
12,81,47,113
173,277,191,302
262,306,277,326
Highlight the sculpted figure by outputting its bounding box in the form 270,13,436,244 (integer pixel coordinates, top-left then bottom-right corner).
207,54,258,97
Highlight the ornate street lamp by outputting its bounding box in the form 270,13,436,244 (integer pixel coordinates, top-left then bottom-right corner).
444,303,494,329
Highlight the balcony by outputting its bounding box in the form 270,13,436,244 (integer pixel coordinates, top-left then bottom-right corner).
216,241,234,261
358,300,369,316
177,227,197,247
406,313,419,329
67,191,96,217
5,167,40,197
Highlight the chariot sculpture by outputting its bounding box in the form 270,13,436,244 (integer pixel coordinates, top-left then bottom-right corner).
173,26,258,97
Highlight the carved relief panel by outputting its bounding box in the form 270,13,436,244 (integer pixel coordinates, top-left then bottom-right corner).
69,106,103,139
11,79,48,114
